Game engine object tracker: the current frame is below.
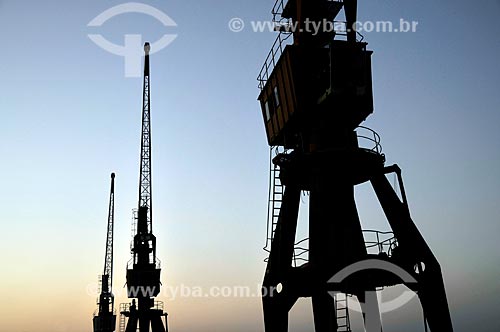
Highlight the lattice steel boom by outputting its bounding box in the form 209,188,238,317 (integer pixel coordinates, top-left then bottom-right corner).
139,41,152,231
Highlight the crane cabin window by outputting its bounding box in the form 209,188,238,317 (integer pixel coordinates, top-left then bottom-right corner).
265,100,271,121
273,86,280,108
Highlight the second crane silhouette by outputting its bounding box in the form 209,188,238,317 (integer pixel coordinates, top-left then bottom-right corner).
119,42,169,332
93,173,117,332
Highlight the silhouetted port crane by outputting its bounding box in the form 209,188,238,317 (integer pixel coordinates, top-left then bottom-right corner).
119,42,168,332
257,0,453,331
93,173,117,332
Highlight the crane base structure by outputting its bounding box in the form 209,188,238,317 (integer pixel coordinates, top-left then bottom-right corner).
120,300,168,332
262,142,454,331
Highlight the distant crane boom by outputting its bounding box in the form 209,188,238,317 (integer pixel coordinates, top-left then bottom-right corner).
103,172,115,295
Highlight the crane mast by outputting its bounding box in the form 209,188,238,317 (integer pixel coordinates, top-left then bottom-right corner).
93,173,117,332
120,42,168,332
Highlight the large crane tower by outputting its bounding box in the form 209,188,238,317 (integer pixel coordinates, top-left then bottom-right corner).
119,42,168,332
257,0,454,331
93,173,117,332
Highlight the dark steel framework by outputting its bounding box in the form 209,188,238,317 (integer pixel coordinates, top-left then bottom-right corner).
93,173,117,332
257,0,454,331
120,42,168,332
139,53,152,231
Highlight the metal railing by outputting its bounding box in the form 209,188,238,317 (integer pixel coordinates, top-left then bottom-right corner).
257,32,293,90
357,126,383,155
259,0,369,90
126,257,161,270
119,302,130,313
362,230,397,256
264,230,397,265
263,238,310,267
131,209,138,238
272,0,289,24
330,20,365,42
292,238,309,267
152,301,165,311
119,301,164,313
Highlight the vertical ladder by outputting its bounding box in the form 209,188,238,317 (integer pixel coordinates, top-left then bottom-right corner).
119,313,125,332
119,303,127,332
335,293,352,332
270,163,283,242
264,147,284,254
264,147,310,267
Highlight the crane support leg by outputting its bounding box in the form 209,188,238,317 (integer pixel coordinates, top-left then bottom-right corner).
356,290,383,332
309,173,367,332
139,317,150,332
124,317,137,332
370,169,453,332
151,315,167,332
312,292,337,332
309,175,367,276
263,185,301,332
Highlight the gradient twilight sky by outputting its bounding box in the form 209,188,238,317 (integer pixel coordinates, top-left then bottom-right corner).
0,0,499,331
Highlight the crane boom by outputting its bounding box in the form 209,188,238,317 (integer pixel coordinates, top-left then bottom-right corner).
138,42,152,232
103,172,115,293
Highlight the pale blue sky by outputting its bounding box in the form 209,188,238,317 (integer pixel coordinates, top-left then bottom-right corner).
0,1,499,331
